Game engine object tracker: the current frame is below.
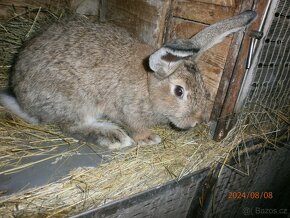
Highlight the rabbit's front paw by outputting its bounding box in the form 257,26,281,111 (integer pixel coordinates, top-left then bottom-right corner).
105,130,136,150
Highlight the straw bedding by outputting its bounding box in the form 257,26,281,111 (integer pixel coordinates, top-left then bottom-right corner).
0,6,288,217
0,121,226,217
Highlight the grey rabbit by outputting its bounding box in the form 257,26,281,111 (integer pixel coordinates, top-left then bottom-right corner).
0,11,256,149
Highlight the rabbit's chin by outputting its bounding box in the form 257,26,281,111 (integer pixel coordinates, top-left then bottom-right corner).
169,120,197,131
169,122,191,131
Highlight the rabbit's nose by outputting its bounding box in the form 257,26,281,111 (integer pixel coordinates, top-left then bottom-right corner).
192,113,203,125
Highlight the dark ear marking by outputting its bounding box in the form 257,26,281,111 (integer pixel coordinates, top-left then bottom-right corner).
161,53,185,62
164,39,200,54
148,39,199,78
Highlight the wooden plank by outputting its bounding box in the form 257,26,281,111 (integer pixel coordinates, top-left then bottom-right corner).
199,37,232,68
197,60,224,100
193,0,235,7
168,18,205,39
212,0,268,141
195,61,221,122
209,33,243,122
105,0,170,47
198,39,232,100
213,33,252,140
173,0,236,24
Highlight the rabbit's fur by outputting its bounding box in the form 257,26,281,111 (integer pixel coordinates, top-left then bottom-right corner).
0,11,256,149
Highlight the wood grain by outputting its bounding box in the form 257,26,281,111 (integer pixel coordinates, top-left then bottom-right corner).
194,0,236,7
168,18,206,39
173,0,236,24
212,0,261,141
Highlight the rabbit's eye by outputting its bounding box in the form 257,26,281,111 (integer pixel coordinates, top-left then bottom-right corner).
174,85,184,98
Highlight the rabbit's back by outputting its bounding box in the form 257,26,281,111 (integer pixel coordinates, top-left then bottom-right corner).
11,20,153,123
14,20,140,79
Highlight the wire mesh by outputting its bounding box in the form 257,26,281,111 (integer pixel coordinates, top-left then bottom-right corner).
240,0,290,135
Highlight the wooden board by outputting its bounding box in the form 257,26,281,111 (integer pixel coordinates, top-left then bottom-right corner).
193,0,236,7
105,0,170,47
172,0,236,24
211,0,262,140
168,18,205,40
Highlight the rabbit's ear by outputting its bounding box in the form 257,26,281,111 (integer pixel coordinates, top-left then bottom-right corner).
189,10,257,59
149,39,198,79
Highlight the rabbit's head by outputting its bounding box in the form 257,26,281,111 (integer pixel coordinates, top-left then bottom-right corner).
148,10,256,129
149,62,209,129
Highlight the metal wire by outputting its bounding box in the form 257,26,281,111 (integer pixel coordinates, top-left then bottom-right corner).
241,0,290,132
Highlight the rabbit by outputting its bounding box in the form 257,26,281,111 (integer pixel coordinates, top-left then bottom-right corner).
0,10,256,149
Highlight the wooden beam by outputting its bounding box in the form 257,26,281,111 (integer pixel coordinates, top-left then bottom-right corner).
211,0,270,141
